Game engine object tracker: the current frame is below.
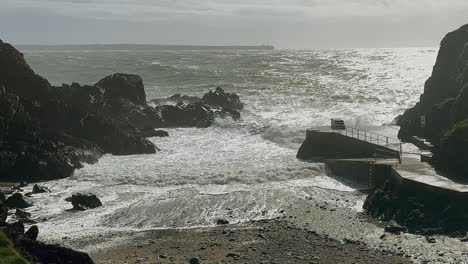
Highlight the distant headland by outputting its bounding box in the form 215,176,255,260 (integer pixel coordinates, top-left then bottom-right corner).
16,44,275,51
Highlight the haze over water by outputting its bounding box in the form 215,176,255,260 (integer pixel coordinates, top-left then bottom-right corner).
20,47,437,243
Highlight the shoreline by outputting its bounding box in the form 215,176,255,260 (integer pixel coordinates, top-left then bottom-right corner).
34,185,467,264
91,219,412,264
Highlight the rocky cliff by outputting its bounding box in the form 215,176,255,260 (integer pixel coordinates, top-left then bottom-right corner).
0,40,244,183
397,24,468,181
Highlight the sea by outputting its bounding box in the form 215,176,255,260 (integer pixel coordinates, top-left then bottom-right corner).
19,47,467,263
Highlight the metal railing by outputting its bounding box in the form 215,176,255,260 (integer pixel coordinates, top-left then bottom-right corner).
333,126,403,162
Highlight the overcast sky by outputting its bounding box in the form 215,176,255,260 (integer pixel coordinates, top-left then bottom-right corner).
1,0,467,48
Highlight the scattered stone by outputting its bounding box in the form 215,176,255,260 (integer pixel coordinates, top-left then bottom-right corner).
15,209,31,218
189,257,201,264
425,237,436,243
216,219,229,225
226,252,241,258
25,225,39,240
5,193,33,208
32,184,50,194
67,193,102,211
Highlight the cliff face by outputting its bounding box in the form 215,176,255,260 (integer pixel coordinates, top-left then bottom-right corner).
397,24,468,143
0,40,157,182
397,24,468,180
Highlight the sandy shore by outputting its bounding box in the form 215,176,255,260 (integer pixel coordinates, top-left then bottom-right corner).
91,219,412,264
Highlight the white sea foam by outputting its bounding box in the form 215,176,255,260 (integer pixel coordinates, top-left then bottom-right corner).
22,47,437,240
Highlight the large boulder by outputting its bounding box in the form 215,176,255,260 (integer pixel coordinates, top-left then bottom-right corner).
18,238,95,264
5,193,33,209
95,73,147,105
66,193,102,211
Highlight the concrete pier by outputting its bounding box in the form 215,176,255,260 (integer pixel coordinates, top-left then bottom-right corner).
297,125,468,198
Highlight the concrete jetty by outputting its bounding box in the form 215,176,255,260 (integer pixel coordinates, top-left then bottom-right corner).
297,122,468,197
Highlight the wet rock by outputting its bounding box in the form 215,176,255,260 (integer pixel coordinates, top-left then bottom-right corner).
189,257,202,264
32,184,50,194
384,224,407,235
25,225,39,240
150,94,201,106
138,127,169,137
15,209,31,219
156,102,214,128
202,87,243,110
154,130,169,137
216,219,230,225
18,238,95,264
5,193,33,208
0,192,6,202
0,202,7,223
425,236,436,243
67,193,102,211
95,73,146,105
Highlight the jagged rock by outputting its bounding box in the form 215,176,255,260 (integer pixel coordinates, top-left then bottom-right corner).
433,119,468,181
384,224,407,235
15,209,31,219
5,193,33,209
138,127,169,137
18,238,95,264
156,102,214,128
95,73,146,105
0,41,158,183
67,193,102,211
25,225,38,240
150,94,201,106
202,87,243,110
32,184,50,194
0,202,7,223
398,24,468,143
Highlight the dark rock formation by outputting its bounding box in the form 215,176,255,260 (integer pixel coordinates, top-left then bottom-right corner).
24,225,38,240
364,178,468,236
66,193,102,211
152,87,243,127
397,24,468,143
95,73,147,105
432,119,468,181
5,193,33,209
138,127,169,138
202,87,244,110
155,102,214,128
15,209,31,219
0,40,157,183
397,24,468,181
150,94,201,106
2,222,95,264
0,202,7,224
32,184,50,194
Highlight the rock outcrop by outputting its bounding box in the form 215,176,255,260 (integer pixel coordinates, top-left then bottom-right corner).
397,24,468,143
66,193,102,211
397,24,468,180
364,177,468,236
0,40,157,183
